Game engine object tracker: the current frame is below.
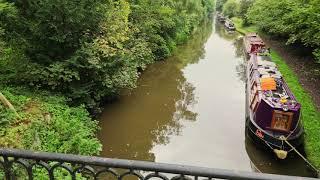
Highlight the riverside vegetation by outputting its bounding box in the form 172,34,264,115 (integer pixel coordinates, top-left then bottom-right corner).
218,0,320,169
0,0,215,161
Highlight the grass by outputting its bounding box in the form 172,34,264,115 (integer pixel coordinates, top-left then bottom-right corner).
231,17,258,34
271,51,320,169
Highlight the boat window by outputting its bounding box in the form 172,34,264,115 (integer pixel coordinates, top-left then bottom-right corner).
250,68,254,79
249,63,255,78
250,88,259,112
271,110,293,132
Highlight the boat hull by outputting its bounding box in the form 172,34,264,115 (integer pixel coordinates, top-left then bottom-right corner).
225,26,235,31
245,84,304,153
245,117,304,152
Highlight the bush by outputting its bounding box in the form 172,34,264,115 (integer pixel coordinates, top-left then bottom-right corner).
0,87,102,155
222,0,240,18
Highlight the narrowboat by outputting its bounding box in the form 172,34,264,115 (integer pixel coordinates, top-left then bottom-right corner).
217,13,226,23
224,19,236,31
245,34,304,159
243,33,268,58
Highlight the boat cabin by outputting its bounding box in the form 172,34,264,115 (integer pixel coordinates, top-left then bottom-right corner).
243,33,266,56
247,55,301,134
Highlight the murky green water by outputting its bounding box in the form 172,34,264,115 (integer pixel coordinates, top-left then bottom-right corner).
99,18,315,177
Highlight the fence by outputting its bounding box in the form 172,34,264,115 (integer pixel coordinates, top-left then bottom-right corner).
0,148,317,180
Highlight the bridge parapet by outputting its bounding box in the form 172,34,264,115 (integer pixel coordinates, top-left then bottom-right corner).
0,148,317,180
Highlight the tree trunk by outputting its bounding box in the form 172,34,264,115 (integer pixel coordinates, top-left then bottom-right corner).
0,92,19,117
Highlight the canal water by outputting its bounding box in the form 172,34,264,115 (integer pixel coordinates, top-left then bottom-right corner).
99,18,315,177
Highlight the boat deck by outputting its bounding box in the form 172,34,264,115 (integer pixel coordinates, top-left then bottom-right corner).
250,55,300,111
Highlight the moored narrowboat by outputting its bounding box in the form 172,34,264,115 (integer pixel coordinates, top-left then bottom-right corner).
243,33,268,58
217,13,226,23
245,34,304,159
224,19,236,31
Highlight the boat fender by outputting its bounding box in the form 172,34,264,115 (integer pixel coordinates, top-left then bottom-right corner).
273,149,288,160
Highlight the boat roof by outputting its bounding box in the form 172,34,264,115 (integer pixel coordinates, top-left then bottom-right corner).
251,55,300,111
245,33,265,45
225,19,234,25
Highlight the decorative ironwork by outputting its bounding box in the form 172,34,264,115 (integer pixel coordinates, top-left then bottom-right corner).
0,148,317,180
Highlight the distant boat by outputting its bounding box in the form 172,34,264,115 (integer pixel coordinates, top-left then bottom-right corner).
243,33,267,58
244,33,304,159
224,19,236,31
216,13,226,23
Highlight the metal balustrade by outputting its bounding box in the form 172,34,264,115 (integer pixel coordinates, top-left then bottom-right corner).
0,148,317,180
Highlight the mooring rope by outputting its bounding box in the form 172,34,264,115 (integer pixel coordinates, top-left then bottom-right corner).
248,127,319,176
280,136,320,175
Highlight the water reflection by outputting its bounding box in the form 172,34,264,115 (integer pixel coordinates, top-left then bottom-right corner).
215,21,247,84
234,38,247,83
233,37,245,58
99,20,213,161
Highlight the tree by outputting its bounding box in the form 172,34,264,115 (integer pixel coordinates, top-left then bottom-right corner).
238,0,255,25
222,0,240,18
247,0,320,62
216,0,228,12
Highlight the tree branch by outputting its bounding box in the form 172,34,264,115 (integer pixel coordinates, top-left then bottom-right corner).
0,92,20,118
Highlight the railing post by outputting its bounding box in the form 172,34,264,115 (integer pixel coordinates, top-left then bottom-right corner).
3,156,11,180
48,168,54,180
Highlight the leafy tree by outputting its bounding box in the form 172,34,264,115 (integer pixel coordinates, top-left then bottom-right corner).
216,0,228,12
247,0,320,61
238,0,255,25
222,0,240,18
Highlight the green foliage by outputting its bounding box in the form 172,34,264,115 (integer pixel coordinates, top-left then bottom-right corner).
0,87,102,155
203,0,216,14
231,17,258,34
247,0,320,61
130,0,214,59
0,0,215,111
238,0,255,25
216,0,228,11
314,49,320,63
222,0,240,18
270,51,320,169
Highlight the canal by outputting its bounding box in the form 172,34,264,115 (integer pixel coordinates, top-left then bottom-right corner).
99,18,315,177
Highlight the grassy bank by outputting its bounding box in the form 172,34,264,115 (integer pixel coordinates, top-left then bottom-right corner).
232,17,320,169
231,17,258,35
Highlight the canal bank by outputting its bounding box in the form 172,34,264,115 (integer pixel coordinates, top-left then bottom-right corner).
99,18,316,177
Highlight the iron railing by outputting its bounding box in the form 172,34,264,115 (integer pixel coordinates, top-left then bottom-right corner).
0,148,317,180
